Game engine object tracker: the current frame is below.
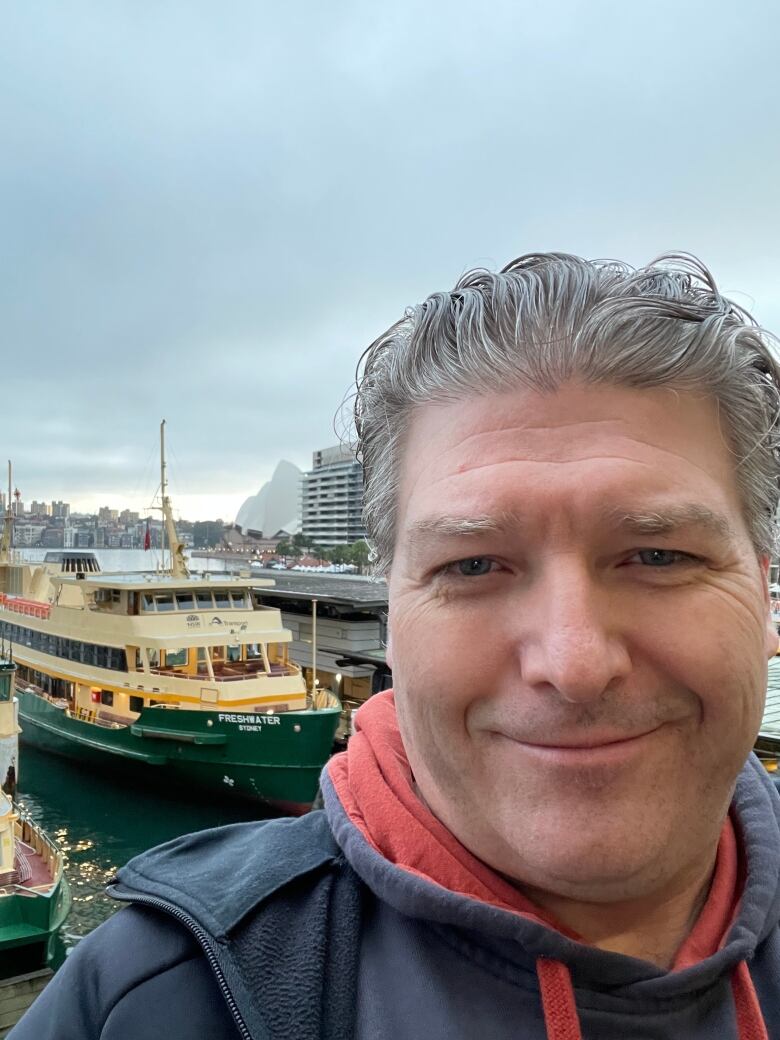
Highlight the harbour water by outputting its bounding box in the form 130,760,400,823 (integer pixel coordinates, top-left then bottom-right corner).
16,746,269,946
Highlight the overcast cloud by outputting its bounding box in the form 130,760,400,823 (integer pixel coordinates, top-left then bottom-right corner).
1,1,778,519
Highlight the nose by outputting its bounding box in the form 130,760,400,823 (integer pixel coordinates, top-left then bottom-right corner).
518,571,632,704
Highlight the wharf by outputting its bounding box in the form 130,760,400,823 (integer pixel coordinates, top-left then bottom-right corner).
0,969,52,1037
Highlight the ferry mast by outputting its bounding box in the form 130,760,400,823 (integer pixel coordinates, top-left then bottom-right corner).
159,420,189,579
0,462,13,565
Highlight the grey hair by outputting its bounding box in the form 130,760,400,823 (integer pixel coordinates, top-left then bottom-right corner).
353,252,780,574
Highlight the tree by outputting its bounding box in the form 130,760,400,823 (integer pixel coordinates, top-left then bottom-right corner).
327,545,350,565
193,520,225,549
289,532,307,555
275,540,293,557
347,540,371,574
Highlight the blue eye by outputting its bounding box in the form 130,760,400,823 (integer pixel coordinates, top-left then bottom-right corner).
636,549,686,567
456,557,494,577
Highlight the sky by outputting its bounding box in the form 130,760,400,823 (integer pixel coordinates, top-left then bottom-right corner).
1,1,779,521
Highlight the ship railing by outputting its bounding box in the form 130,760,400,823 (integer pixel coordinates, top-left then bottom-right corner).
14,816,62,881
148,662,300,681
72,706,124,729
0,594,51,620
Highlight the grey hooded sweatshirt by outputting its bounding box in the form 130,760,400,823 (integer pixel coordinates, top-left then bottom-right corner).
7,755,780,1039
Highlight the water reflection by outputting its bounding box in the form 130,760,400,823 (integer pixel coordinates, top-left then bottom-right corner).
17,746,269,944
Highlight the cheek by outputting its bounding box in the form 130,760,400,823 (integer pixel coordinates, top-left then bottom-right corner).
640,600,767,740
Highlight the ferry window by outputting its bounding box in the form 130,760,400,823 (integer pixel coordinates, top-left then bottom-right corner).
142,595,155,612
111,590,121,604
230,592,247,608
197,647,207,662
108,648,126,671
148,649,159,668
175,593,195,610
227,644,241,662
165,648,187,667
196,592,213,609
214,591,231,609
129,696,144,713
100,690,114,707
155,595,174,612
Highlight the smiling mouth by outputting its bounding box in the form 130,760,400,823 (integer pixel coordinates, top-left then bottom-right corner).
493,725,665,756
522,728,662,751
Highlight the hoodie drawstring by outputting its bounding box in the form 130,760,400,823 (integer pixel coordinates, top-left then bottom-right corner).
536,959,582,1040
537,957,768,1040
731,960,769,1040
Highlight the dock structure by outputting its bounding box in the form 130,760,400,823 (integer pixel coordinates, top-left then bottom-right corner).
251,569,390,710
0,969,53,1037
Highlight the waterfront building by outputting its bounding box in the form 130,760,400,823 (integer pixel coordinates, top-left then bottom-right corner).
12,525,45,547
40,528,65,549
300,445,365,547
252,569,390,709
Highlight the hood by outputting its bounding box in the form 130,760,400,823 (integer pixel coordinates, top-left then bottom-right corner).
323,690,780,1038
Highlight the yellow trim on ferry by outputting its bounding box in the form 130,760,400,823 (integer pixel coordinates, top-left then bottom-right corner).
12,654,307,707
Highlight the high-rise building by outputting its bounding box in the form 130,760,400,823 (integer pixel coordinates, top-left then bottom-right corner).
29,501,50,517
300,445,365,547
51,501,71,519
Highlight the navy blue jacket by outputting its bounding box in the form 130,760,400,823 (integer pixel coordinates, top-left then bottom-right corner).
8,812,362,1040
10,755,780,1039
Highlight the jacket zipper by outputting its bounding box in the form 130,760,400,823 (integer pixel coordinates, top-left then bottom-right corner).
110,889,253,1040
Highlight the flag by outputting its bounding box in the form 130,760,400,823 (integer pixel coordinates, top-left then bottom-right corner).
144,518,151,551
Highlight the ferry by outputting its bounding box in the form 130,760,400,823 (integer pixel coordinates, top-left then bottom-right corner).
0,652,70,1033
0,428,341,813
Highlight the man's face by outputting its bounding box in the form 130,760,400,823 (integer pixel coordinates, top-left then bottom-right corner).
387,382,777,903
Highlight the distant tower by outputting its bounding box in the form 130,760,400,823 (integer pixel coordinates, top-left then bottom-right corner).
12,489,21,517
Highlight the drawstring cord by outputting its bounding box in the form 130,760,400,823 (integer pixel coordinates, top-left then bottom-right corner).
536,959,582,1040
537,957,768,1040
731,960,769,1040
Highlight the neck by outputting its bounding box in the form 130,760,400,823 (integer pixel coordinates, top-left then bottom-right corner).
519,842,720,968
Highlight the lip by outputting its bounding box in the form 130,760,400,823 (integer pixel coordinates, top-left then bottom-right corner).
492,726,664,766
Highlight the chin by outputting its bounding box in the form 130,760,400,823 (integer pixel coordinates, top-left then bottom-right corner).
473,802,685,902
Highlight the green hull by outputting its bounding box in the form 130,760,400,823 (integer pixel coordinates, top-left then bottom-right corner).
17,690,340,813
0,852,70,978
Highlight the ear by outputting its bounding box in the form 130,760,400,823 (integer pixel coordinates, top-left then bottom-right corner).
385,631,393,670
759,555,779,660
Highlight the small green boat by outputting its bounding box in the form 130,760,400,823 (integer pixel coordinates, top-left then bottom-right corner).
0,652,71,1036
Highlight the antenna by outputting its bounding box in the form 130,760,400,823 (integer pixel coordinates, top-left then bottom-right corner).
159,420,189,579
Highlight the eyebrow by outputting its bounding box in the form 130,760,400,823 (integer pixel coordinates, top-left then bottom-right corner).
407,511,525,540
602,504,735,540
403,502,736,564
403,511,525,565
